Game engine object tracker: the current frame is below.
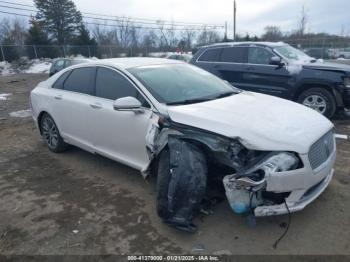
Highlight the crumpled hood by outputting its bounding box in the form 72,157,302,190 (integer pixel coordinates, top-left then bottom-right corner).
166,92,334,154
303,61,350,73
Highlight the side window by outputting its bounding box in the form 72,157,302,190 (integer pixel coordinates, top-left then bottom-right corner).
52,71,71,89
64,59,72,68
198,48,222,62
55,60,65,70
63,67,95,95
220,47,247,63
248,47,274,65
95,67,150,107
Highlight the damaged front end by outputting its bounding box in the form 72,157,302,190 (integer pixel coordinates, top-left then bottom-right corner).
223,153,299,214
145,114,283,231
145,113,334,232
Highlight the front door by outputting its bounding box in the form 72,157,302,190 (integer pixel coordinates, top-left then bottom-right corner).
240,46,293,98
89,67,153,170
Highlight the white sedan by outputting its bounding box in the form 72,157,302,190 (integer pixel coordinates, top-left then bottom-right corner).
30,58,336,232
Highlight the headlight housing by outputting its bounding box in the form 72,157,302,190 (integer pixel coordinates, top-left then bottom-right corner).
244,152,300,179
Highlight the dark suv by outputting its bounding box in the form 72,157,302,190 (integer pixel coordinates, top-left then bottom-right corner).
190,42,350,118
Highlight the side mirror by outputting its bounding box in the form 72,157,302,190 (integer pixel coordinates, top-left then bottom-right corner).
270,56,283,66
113,96,144,113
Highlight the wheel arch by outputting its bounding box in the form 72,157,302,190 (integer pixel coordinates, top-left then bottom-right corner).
150,137,213,177
37,111,55,135
293,82,342,106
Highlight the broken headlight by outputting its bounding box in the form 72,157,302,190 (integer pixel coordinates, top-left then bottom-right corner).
259,152,299,173
244,152,300,179
223,153,300,214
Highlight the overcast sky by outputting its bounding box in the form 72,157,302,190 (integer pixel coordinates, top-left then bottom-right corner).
3,0,350,37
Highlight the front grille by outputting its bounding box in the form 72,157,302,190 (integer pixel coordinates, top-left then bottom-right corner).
308,130,335,170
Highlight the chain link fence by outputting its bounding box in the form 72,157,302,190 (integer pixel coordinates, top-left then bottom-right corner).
1,37,350,62
0,44,189,62
284,37,350,59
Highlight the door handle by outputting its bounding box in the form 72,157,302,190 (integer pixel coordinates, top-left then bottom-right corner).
213,64,221,69
245,66,255,71
90,103,102,109
54,95,63,100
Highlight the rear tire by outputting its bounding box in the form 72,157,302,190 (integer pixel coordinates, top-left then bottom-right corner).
40,113,68,153
297,88,336,118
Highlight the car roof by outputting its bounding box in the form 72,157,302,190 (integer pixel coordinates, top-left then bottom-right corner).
93,57,183,69
201,41,286,49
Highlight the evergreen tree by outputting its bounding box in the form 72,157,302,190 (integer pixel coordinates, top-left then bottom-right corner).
25,17,57,58
34,0,82,45
70,23,98,57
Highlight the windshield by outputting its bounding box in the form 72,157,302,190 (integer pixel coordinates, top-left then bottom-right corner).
274,45,312,62
128,64,239,105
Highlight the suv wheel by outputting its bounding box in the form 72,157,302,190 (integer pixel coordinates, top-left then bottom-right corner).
297,88,336,118
40,113,68,153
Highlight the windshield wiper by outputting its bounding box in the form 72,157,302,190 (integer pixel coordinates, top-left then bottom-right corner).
167,91,236,105
167,97,213,105
210,91,236,99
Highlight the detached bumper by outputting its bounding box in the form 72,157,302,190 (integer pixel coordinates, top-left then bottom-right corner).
254,169,333,216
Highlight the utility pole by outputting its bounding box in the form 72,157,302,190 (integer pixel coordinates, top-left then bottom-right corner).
233,0,236,41
225,21,228,41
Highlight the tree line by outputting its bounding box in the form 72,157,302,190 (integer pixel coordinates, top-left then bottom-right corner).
0,0,223,61
0,0,349,62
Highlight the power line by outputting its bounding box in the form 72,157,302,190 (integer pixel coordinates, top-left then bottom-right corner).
0,0,223,28
0,10,219,31
0,1,33,8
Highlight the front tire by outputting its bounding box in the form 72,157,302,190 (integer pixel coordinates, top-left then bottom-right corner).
40,113,68,153
156,142,207,232
297,88,336,118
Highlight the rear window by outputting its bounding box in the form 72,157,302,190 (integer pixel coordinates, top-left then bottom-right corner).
52,71,71,89
198,48,222,62
63,67,95,95
220,47,247,63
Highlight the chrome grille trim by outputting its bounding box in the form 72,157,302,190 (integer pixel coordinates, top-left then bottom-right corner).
308,130,335,170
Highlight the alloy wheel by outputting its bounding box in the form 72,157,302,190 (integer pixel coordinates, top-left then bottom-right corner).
42,116,59,149
302,95,327,114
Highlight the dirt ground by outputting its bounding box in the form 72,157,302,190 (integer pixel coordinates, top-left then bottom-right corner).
0,73,349,256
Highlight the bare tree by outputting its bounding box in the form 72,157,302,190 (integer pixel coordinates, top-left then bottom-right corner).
297,5,308,36
197,27,221,46
262,26,283,41
156,20,170,48
0,17,27,46
92,23,119,45
181,29,197,50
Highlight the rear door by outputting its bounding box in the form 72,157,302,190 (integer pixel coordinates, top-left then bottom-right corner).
214,46,248,89
241,46,293,98
194,47,223,74
88,67,153,170
50,67,97,152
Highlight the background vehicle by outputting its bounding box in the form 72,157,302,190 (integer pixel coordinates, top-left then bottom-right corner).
30,58,335,232
49,57,93,76
337,47,350,59
165,53,192,62
304,47,332,59
190,42,350,118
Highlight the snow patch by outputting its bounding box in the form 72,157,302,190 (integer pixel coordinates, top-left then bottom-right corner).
24,60,51,74
9,109,32,118
0,93,12,101
0,61,15,76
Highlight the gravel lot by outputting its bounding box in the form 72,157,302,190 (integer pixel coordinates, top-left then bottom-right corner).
0,73,349,256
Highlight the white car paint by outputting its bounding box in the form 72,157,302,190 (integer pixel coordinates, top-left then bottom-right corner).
30,58,336,217
167,91,333,154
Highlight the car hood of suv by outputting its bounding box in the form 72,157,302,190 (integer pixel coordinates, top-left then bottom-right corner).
302,61,350,73
166,91,334,154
